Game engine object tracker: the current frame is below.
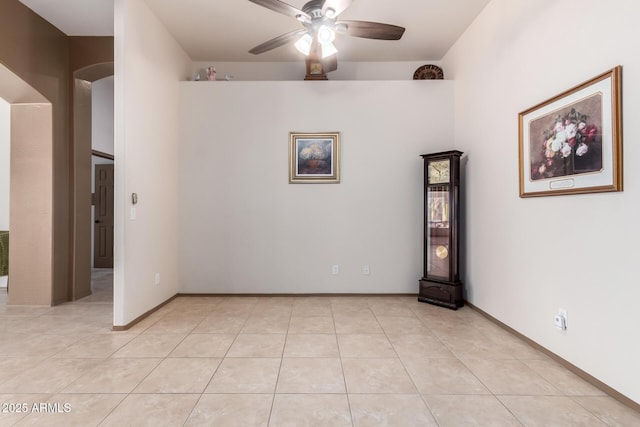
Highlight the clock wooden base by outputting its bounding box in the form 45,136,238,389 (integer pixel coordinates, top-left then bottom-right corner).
418,278,464,310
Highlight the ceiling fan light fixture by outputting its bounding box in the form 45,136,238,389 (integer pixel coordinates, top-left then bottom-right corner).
295,14,310,24
325,7,336,18
294,33,313,56
317,25,336,44
334,22,348,33
320,41,338,58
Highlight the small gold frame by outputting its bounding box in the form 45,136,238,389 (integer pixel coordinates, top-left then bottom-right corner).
289,132,340,183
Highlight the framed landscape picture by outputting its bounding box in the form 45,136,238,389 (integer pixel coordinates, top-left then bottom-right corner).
289,132,340,183
518,66,622,197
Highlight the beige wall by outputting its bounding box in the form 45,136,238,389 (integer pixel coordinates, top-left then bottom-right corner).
9,104,53,305
0,0,70,305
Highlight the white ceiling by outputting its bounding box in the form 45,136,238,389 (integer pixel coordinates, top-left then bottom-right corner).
18,0,491,62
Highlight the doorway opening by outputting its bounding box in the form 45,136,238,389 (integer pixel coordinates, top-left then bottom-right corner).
71,66,114,302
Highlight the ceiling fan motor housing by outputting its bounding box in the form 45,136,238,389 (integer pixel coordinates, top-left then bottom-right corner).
302,0,326,18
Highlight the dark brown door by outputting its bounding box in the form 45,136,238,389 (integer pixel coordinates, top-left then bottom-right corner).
94,164,114,268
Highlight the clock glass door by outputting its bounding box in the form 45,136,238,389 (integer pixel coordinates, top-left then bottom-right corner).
426,187,450,280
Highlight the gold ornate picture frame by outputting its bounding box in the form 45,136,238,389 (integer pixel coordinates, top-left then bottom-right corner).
518,66,622,197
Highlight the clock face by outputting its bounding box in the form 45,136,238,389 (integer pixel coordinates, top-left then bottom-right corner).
428,159,450,184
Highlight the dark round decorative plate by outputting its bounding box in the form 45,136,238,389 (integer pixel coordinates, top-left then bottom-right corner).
413,64,444,80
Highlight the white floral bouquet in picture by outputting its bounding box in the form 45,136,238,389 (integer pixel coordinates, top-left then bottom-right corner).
531,106,602,181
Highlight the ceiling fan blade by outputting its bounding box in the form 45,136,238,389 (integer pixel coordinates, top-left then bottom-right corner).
248,0,311,20
249,29,307,54
323,54,338,73
321,0,353,17
338,20,405,40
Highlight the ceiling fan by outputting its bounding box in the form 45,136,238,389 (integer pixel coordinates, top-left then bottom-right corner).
248,0,405,78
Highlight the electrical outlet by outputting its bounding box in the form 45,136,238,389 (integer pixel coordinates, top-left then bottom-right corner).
155,273,160,285
332,265,340,275
362,264,370,275
554,308,568,330
558,308,568,328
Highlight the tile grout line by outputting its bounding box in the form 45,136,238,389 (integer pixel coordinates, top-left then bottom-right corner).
331,300,356,427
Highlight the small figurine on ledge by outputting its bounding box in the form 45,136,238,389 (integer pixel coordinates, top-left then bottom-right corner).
206,66,216,81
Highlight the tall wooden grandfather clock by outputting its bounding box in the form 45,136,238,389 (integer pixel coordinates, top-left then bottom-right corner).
418,150,464,309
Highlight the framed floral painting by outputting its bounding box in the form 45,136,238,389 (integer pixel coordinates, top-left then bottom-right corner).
289,132,340,183
518,66,622,197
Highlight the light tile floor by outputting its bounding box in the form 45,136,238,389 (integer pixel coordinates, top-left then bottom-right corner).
0,271,639,426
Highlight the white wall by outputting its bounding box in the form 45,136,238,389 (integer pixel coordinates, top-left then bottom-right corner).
192,61,441,81
179,81,453,294
442,0,640,404
92,76,114,155
0,97,9,230
114,0,192,326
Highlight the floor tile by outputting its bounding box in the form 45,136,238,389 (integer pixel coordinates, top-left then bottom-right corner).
499,395,608,426
426,395,522,427
0,334,86,358
168,333,235,358
388,333,454,358
283,334,339,358
142,316,202,334
369,302,416,317
227,334,286,357
51,333,136,358
276,358,345,393
522,359,607,396
15,393,126,427
250,305,292,318
205,358,281,393
331,301,373,315
269,394,351,427
439,332,518,359
111,333,185,358
376,316,426,335
333,314,383,334
0,394,51,426
462,358,561,395
209,302,256,316
349,394,438,427
0,359,99,394
0,358,44,384
291,303,332,317
402,357,490,395
192,315,247,334
342,358,416,393
99,394,199,427
133,357,221,393
63,358,161,394
184,394,272,427
573,396,640,426
241,316,290,334
337,334,396,358
288,316,335,334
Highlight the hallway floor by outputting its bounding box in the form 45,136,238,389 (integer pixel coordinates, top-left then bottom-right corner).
0,272,638,426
